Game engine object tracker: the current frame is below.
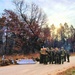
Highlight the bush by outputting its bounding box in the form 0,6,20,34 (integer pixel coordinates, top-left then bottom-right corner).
1,59,10,66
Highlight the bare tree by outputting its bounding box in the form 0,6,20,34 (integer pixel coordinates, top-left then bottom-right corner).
50,24,56,39
30,3,47,27
13,0,47,36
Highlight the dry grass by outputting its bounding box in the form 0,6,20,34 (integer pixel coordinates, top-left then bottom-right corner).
0,53,40,60
57,66,75,75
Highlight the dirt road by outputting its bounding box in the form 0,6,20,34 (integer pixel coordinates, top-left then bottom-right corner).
0,56,75,75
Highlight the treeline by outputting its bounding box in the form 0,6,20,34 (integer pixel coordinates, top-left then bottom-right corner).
0,0,75,55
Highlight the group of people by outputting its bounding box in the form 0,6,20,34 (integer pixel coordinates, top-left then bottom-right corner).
40,47,70,65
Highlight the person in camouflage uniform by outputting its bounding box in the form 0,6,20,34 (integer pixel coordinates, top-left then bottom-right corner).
54,48,59,64
64,49,66,62
40,47,44,64
46,48,51,64
61,47,65,64
66,50,70,62
57,48,62,64
40,47,48,64
46,47,54,64
50,48,54,64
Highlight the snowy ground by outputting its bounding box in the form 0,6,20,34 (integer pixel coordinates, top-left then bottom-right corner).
0,56,75,75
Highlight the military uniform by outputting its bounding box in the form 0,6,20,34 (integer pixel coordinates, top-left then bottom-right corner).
61,47,65,64
50,48,54,64
46,50,51,64
54,50,59,64
46,48,54,64
66,50,70,62
58,49,62,64
40,48,44,64
40,48,48,64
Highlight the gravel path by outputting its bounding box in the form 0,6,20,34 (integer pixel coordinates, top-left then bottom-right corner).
0,56,75,75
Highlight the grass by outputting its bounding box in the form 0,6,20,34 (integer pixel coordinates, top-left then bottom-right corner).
0,53,40,60
57,67,75,75
65,67,75,75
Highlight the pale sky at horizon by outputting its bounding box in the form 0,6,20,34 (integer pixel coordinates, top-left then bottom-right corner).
0,0,75,27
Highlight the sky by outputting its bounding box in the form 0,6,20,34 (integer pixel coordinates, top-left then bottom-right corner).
0,0,75,27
